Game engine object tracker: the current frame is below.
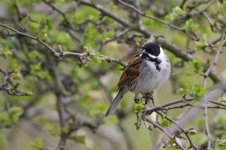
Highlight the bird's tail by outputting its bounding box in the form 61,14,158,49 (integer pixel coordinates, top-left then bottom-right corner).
105,87,128,117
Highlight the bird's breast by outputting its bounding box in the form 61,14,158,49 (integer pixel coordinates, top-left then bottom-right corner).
130,58,170,93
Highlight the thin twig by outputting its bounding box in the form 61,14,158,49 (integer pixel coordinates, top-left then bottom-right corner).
201,28,225,150
192,0,217,16
166,103,226,110
159,84,226,149
118,122,134,150
210,100,226,108
95,29,129,51
75,0,130,27
145,117,185,150
42,0,72,28
99,54,126,67
204,97,212,150
0,23,59,56
0,23,126,67
73,0,220,83
203,29,226,87
156,111,197,149
118,0,198,40
145,97,193,115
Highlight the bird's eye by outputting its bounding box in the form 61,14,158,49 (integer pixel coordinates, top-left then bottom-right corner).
141,53,149,59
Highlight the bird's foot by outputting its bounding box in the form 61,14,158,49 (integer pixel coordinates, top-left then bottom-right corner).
134,94,140,103
143,91,154,106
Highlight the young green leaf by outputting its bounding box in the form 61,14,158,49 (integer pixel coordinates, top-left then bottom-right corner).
189,58,203,73
216,134,226,150
28,137,44,150
9,106,23,124
70,135,86,144
183,19,197,32
189,84,206,99
133,103,144,113
165,6,185,22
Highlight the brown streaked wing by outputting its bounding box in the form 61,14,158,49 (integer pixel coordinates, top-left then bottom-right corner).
118,52,142,87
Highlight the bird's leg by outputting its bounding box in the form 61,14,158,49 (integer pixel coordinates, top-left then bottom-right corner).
134,94,140,103
141,92,155,129
143,91,154,106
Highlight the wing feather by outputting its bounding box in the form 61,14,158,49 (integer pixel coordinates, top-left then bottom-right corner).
118,51,142,87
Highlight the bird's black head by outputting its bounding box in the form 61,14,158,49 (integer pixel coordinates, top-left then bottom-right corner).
142,43,160,56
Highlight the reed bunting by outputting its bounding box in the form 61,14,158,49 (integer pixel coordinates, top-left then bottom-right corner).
105,42,171,117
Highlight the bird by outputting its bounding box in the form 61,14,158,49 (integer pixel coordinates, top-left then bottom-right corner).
105,42,171,117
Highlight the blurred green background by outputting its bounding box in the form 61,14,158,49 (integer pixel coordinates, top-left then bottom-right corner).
0,0,226,150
